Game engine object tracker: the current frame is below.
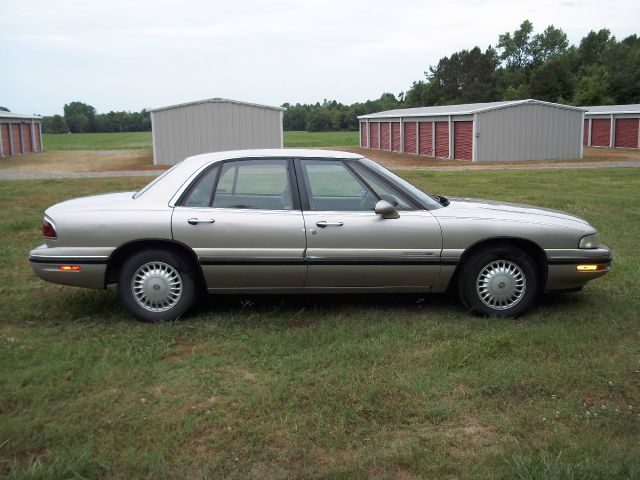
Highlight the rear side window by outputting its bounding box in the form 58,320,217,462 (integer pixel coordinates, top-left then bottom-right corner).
212,159,293,210
180,166,219,207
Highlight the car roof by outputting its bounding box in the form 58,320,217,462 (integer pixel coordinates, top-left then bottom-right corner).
181,148,363,169
135,148,366,203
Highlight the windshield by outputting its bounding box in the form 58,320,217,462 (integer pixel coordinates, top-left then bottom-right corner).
132,164,180,199
358,158,442,210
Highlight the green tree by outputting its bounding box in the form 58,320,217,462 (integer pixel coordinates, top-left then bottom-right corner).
573,65,614,105
306,107,332,132
531,25,569,66
63,101,96,133
497,20,536,71
48,114,69,134
65,113,89,133
529,53,575,102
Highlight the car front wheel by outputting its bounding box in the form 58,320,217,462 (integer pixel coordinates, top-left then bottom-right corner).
118,249,198,322
458,246,538,317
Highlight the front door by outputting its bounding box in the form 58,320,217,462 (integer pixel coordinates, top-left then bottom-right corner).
296,159,442,289
172,158,306,289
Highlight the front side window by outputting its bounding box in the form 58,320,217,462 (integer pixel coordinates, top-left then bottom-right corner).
212,159,293,210
300,160,378,211
349,162,414,210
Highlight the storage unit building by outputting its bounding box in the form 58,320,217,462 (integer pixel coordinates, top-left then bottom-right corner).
149,98,285,165
0,112,43,157
583,104,640,149
358,99,585,162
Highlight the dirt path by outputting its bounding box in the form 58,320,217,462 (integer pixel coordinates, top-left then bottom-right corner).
1,146,638,180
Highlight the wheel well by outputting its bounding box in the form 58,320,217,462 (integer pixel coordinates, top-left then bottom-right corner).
105,239,206,291
449,238,548,293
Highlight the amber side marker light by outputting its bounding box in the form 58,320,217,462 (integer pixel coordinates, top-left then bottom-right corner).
58,265,81,271
576,264,599,271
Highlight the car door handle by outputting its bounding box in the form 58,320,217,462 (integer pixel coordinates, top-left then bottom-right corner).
316,221,344,228
187,218,215,225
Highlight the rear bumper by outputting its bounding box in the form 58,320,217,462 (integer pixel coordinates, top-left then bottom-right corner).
29,245,108,289
544,245,612,292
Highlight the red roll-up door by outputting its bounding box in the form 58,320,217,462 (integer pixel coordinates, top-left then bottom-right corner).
614,118,639,148
370,123,379,149
21,124,32,152
34,123,42,151
591,119,611,147
391,122,400,152
583,119,589,145
1,124,10,155
453,121,473,160
380,122,390,150
418,122,432,155
435,122,449,158
360,122,368,147
11,124,22,154
404,122,416,154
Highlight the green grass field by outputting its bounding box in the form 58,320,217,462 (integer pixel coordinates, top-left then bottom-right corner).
41,132,153,150
41,131,359,151
0,168,638,478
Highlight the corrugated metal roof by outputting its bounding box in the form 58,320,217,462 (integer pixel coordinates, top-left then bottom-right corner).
148,97,285,113
358,99,585,119
0,111,42,120
584,104,640,115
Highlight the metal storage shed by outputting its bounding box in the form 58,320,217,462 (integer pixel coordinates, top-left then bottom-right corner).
358,99,585,162
0,112,43,157
149,98,285,165
583,104,640,149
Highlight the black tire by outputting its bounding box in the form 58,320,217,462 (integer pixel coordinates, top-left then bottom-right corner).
118,249,198,322
457,245,538,317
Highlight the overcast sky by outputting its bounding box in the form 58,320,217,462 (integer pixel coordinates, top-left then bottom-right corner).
1,0,638,116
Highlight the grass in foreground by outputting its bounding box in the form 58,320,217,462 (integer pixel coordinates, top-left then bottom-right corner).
40,131,359,151
0,169,638,479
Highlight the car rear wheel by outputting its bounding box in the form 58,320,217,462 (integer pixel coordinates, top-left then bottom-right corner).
118,249,198,322
458,246,538,317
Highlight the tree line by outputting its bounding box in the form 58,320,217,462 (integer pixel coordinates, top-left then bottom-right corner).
42,102,151,134
36,20,638,134
285,22,639,132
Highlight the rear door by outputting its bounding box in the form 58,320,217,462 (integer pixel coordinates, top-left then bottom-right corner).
296,159,442,289
172,158,306,289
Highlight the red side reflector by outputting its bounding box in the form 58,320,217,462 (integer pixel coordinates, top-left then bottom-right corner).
58,265,80,271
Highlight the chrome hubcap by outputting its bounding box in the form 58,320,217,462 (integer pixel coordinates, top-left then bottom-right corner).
131,261,182,312
476,260,526,310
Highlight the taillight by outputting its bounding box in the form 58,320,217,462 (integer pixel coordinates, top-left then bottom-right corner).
42,218,57,238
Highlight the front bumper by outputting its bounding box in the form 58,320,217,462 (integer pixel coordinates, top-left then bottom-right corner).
544,245,612,292
29,244,109,289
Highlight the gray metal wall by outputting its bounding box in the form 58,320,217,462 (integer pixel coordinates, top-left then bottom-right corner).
151,102,283,165
475,103,583,161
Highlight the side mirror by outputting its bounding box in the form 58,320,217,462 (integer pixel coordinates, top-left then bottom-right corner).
375,200,400,219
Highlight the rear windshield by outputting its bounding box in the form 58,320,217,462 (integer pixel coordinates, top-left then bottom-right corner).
132,164,180,199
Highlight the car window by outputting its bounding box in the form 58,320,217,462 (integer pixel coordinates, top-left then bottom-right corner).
180,166,219,207
349,162,414,210
212,159,293,210
300,160,378,211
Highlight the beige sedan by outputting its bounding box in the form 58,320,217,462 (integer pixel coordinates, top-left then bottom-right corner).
29,149,612,322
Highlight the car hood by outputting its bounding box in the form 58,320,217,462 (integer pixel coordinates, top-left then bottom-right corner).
46,192,137,214
432,197,591,228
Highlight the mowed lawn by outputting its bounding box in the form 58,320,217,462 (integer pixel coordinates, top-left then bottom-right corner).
41,131,359,151
0,168,638,479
